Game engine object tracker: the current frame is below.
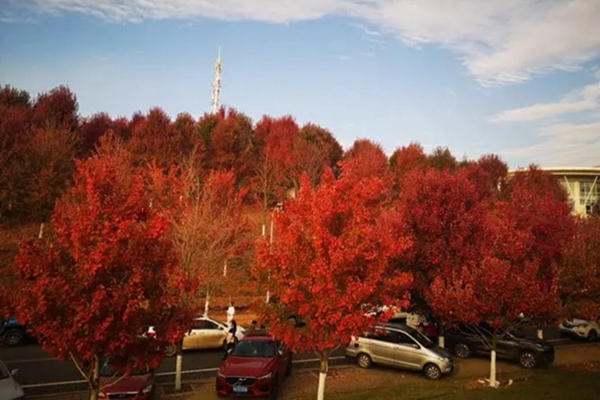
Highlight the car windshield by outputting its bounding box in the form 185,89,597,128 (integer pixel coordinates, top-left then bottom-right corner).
231,340,277,358
100,359,149,377
0,362,9,380
409,329,435,348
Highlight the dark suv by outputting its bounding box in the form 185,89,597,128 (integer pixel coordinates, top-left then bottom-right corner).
445,324,554,369
0,318,30,347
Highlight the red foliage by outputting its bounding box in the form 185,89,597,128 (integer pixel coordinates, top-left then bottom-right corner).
203,108,255,185
560,216,600,321
427,146,457,172
343,139,390,182
425,167,573,328
299,123,343,168
398,168,489,295
477,154,509,193
389,142,428,192
252,115,299,216
78,113,113,157
0,103,32,218
32,86,79,132
12,145,200,392
253,163,412,356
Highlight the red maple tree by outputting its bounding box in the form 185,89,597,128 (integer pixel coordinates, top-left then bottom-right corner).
343,139,390,181
253,163,412,399
560,216,600,321
252,115,299,223
389,142,428,193
12,139,200,400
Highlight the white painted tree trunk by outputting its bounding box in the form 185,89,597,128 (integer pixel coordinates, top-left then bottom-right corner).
317,354,328,400
175,343,183,390
317,372,327,400
204,290,210,317
537,329,543,340
489,350,497,388
438,335,445,348
38,222,44,239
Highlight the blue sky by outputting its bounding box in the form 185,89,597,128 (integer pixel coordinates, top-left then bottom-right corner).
1,0,600,168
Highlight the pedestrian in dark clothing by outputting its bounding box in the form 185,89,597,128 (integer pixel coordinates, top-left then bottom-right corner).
426,319,438,345
223,319,237,359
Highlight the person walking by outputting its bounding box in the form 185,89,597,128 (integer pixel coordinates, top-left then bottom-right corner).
425,318,438,345
227,301,235,324
223,318,238,359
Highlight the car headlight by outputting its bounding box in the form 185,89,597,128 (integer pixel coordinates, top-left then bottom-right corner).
436,355,449,362
142,383,153,394
257,372,273,380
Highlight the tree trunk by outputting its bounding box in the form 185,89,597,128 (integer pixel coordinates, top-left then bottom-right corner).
489,350,497,388
317,351,329,400
175,341,183,390
437,318,445,348
204,290,210,317
38,222,44,239
90,356,100,400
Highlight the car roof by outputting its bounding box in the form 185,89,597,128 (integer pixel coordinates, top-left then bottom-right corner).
377,322,416,335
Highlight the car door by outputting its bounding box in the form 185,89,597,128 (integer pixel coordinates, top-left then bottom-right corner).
495,330,522,360
394,331,424,370
197,320,226,349
182,319,204,350
368,329,399,367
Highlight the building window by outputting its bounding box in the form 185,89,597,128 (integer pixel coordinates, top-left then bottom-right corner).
580,181,600,205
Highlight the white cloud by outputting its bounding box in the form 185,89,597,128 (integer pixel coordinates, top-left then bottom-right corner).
506,121,600,166
492,78,600,122
4,0,600,86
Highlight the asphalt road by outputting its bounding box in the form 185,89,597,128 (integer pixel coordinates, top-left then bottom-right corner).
0,336,584,397
0,343,347,396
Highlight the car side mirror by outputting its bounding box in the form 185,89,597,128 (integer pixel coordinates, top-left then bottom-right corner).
10,369,18,376
411,344,420,350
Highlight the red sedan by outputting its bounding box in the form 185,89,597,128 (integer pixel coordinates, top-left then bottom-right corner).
98,358,155,400
216,330,292,398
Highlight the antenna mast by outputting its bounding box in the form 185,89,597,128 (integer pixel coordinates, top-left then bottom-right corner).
211,46,222,114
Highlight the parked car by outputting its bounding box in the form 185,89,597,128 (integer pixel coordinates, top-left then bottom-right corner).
0,359,24,400
154,316,246,357
445,324,554,369
346,322,453,380
216,329,292,398
98,358,155,399
0,318,31,347
558,319,599,341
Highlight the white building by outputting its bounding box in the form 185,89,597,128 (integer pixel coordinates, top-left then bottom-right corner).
541,167,600,216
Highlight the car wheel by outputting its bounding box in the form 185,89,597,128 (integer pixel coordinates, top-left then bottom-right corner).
423,363,442,380
164,344,177,358
519,351,537,369
4,329,24,347
453,343,471,359
356,353,372,369
588,330,598,342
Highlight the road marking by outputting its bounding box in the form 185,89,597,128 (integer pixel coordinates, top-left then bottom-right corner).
22,356,349,388
22,380,87,389
156,367,218,376
4,358,57,364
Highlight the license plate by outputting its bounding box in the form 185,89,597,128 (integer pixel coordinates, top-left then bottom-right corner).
233,386,248,393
